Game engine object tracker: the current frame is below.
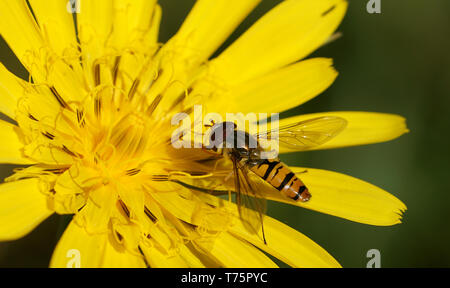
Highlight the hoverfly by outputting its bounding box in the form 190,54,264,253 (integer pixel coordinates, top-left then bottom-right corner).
202,116,347,243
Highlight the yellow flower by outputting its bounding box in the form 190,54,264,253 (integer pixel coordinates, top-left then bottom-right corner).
0,0,407,268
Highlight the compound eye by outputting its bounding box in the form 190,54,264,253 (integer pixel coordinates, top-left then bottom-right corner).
223,122,237,133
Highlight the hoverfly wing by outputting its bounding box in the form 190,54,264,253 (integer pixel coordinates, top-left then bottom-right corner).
232,157,267,243
257,116,347,150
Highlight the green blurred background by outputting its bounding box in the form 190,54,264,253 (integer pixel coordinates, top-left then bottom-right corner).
0,0,449,267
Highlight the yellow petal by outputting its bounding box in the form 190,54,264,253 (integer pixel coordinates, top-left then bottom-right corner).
150,191,198,225
144,0,261,114
15,84,61,122
116,182,146,223
145,4,162,46
167,0,261,61
194,232,278,268
108,0,157,50
139,243,191,268
193,191,340,268
0,63,26,119
0,0,43,68
28,0,78,56
176,246,208,268
75,185,117,234
152,189,234,232
0,120,33,164
52,166,97,214
261,167,406,226
77,0,113,47
50,220,107,268
0,178,53,241
229,216,341,268
45,63,86,102
143,195,198,256
278,112,409,153
101,240,147,268
107,3,161,106
77,0,113,86
210,58,338,114
209,0,347,85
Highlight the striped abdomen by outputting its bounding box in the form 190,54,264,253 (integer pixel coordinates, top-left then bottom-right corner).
249,159,311,202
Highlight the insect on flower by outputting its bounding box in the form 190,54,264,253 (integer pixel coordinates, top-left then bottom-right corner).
179,116,347,243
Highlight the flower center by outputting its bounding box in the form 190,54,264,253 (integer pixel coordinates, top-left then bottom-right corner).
109,112,148,158
83,94,158,178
